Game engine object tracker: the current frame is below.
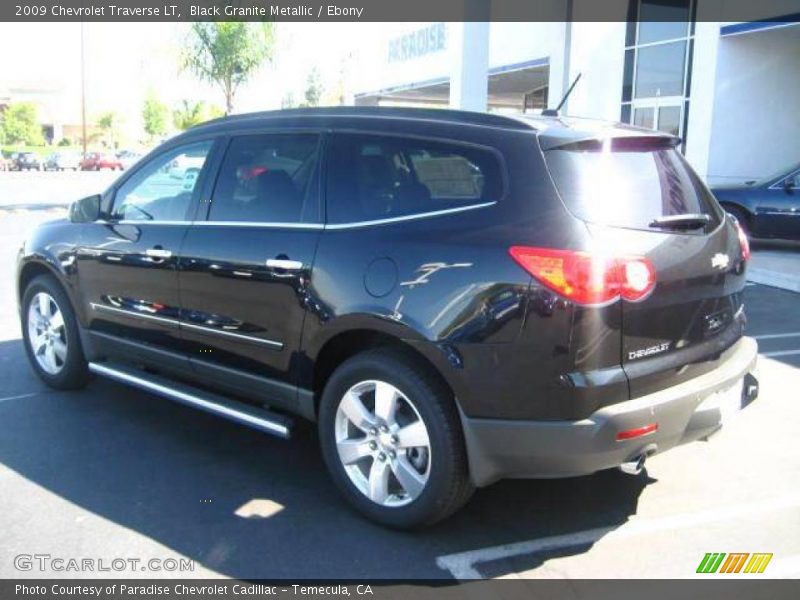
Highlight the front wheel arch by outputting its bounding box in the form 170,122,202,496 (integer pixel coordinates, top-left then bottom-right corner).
18,260,61,305
18,259,86,325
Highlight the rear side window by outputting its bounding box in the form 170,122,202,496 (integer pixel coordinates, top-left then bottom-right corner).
544,139,721,231
209,133,320,223
326,134,503,224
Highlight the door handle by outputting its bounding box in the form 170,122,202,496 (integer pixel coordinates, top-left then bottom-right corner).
265,258,304,270
145,248,173,259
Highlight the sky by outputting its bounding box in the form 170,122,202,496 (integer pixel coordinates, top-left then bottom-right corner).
0,22,393,143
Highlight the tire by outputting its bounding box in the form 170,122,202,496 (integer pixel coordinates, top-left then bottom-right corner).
21,274,90,390
318,348,473,528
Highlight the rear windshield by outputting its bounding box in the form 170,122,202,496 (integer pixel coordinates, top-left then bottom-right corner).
544,139,721,231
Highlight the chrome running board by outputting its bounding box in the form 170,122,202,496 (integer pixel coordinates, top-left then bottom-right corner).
88,361,292,439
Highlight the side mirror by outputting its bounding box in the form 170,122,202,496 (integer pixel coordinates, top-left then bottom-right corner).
69,194,101,223
784,178,796,193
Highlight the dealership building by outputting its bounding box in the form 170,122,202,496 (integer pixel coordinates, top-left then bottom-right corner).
351,3,800,186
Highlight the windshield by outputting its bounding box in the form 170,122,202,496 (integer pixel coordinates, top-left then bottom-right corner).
544,140,721,231
758,162,800,186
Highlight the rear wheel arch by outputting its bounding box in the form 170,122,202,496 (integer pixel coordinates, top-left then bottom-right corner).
315,341,474,527
311,328,458,417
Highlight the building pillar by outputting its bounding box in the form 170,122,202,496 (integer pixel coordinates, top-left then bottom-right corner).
449,22,490,111
684,21,721,180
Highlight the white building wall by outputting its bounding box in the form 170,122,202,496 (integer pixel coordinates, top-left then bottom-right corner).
563,22,627,119
705,26,800,184
449,22,490,110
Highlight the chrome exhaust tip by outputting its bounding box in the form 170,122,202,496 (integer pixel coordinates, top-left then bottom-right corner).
618,443,657,476
619,453,647,476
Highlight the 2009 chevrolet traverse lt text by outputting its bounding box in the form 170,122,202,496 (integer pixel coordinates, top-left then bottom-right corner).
17,107,758,528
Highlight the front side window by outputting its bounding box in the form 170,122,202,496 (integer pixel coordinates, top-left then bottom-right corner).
111,141,212,222
326,134,503,224
208,133,320,223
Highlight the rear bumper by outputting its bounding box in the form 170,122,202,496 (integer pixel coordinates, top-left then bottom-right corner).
462,336,759,486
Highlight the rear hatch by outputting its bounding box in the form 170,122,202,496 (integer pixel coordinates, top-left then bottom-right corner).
542,133,748,398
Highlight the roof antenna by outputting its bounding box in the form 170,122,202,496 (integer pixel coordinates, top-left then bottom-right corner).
541,72,581,117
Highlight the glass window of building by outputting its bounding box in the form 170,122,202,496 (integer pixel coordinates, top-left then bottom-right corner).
620,0,694,150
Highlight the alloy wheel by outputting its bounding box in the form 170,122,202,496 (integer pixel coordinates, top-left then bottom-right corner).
334,380,431,507
27,292,68,375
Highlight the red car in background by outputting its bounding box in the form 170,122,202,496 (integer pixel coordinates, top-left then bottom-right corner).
81,152,123,171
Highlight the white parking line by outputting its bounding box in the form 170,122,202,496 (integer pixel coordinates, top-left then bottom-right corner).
436,493,800,580
754,332,800,340
0,392,39,404
762,350,800,358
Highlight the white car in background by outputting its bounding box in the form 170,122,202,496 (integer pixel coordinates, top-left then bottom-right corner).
44,151,81,171
168,154,205,179
117,150,143,171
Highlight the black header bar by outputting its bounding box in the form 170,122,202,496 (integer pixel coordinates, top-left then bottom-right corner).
3,0,800,22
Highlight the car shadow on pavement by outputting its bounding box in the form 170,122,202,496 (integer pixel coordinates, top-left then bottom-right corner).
0,337,651,580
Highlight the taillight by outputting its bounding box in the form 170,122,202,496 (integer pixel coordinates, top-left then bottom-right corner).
734,220,750,261
616,423,658,441
508,246,656,305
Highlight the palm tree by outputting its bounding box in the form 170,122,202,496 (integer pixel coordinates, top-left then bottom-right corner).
97,112,119,150
173,100,206,131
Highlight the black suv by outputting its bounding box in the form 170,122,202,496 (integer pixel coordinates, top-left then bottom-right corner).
17,108,758,528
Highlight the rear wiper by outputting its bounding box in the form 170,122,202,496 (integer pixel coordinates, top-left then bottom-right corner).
648,213,710,230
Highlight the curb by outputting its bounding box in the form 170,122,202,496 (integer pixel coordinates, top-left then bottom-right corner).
748,269,800,294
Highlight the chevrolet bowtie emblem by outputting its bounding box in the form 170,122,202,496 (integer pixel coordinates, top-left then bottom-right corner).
711,253,730,270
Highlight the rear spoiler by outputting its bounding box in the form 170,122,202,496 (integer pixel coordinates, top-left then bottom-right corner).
539,130,680,152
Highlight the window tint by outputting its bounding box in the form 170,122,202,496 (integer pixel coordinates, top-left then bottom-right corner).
209,134,320,223
544,140,720,231
112,141,212,221
326,134,503,224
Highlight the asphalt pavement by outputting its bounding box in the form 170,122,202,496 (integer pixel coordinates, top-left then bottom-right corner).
1,173,799,580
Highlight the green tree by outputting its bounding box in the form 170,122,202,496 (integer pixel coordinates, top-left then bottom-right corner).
302,67,323,107
206,104,225,120
2,103,44,145
172,100,207,131
97,111,120,149
182,22,275,114
142,91,168,141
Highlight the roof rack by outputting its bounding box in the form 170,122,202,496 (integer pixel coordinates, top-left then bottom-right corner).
192,106,535,132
